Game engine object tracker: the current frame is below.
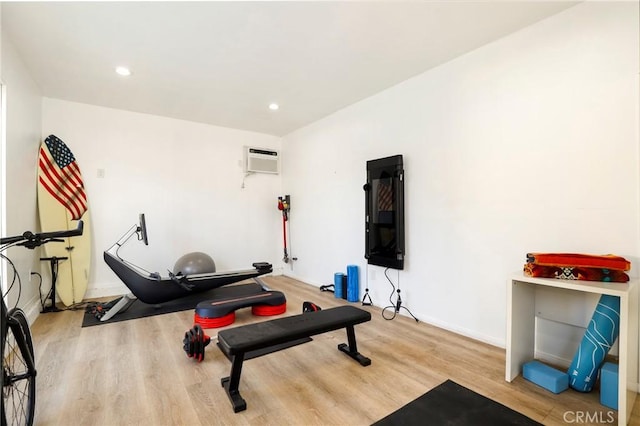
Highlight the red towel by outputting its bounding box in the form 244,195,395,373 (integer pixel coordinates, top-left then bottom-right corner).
524,263,629,283
526,253,630,272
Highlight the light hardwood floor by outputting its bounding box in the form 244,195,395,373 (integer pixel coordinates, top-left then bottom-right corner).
30,275,640,425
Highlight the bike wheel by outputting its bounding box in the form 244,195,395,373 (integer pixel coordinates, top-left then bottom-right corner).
2,308,36,426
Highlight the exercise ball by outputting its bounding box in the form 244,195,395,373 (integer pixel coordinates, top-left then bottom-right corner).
173,252,216,275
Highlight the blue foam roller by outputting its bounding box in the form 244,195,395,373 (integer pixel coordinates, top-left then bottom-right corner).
523,360,569,394
600,362,618,410
334,273,344,299
346,265,359,302
568,294,620,392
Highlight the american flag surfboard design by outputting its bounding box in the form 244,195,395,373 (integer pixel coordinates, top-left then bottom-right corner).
38,135,88,220
37,134,92,306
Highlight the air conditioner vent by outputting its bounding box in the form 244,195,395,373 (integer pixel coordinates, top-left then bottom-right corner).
244,147,279,174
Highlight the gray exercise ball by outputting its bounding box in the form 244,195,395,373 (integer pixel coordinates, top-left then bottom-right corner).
173,252,216,275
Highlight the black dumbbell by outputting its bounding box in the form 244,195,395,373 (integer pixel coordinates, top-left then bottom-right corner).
302,301,322,313
183,324,211,362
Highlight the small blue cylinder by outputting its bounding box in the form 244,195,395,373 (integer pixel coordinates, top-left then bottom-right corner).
347,265,359,302
334,273,344,299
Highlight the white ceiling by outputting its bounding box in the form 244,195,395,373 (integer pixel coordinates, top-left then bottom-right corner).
2,1,577,136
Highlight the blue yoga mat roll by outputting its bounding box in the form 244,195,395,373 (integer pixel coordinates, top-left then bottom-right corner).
334,273,344,299
347,265,359,302
567,294,620,392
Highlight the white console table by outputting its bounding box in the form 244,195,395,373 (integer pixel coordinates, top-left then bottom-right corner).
506,274,638,425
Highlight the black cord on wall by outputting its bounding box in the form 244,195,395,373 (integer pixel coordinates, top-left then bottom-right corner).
381,267,418,322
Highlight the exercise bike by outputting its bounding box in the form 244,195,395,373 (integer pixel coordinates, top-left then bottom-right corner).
1,221,84,426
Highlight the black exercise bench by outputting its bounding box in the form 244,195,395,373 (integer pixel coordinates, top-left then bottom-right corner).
216,305,372,412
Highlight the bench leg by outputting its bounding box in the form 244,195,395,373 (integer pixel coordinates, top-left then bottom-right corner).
338,325,371,366
221,353,247,412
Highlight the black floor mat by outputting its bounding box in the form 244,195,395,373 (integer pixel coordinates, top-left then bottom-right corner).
82,283,266,327
372,379,542,426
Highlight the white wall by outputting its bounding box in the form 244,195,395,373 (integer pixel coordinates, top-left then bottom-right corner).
3,1,638,363
1,31,43,319
281,2,640,350
42,99,282,298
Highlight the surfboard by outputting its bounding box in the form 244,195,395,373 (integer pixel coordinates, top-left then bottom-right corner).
37,134,92,306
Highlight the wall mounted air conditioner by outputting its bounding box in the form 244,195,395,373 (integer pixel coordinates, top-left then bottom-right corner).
244,146,279,174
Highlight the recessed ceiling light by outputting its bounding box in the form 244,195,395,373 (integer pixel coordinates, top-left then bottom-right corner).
115,66,131,76
268,103,279,111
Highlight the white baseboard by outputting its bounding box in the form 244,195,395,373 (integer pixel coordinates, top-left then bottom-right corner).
282,271,326,289
21,295,43,326
412,311,505,349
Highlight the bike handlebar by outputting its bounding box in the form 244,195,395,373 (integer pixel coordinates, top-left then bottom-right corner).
0,220,84,249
